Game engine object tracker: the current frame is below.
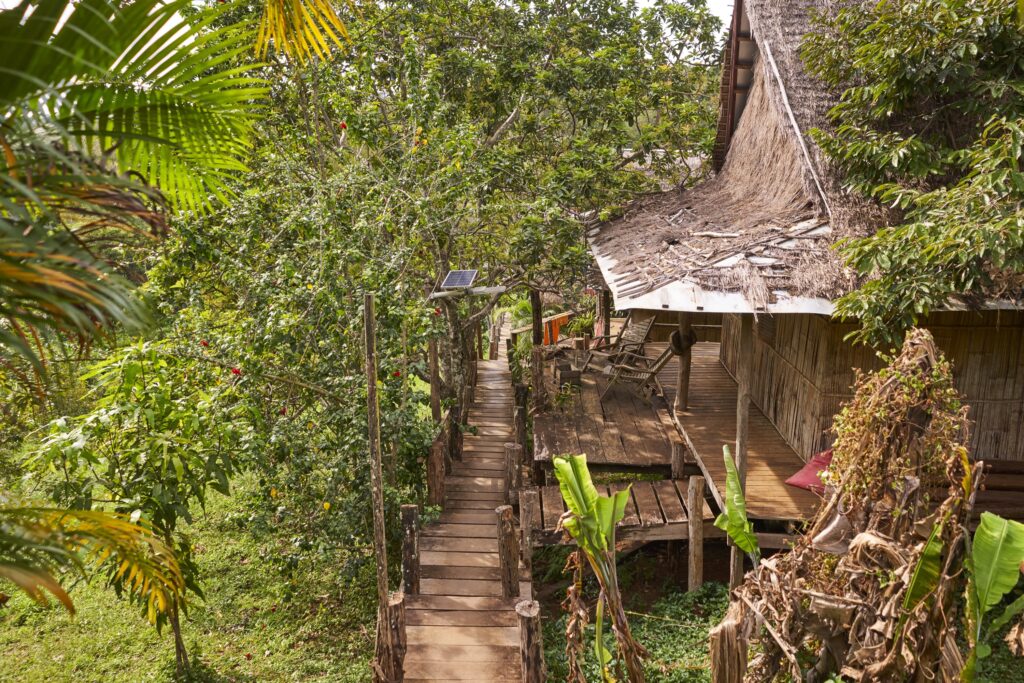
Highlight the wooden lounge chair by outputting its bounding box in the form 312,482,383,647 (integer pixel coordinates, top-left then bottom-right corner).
599,347,674,404
580,311,656,371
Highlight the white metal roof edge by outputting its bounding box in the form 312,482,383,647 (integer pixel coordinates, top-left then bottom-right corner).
590,239,834,315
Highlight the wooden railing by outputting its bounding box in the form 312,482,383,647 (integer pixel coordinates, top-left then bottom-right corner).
426,407,460,507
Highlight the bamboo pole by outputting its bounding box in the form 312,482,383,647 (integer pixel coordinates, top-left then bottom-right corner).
730,313,753,590
365,294,394,681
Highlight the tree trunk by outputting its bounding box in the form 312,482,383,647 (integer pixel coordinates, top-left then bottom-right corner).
529,289,543,345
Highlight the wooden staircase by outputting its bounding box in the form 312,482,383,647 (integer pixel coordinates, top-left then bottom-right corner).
403,355,533,682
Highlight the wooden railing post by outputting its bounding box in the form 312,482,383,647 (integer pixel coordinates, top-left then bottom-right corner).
687,476,705,592
401,505,420,595
496,505,520,599
504,442,522,505
517,600,545,683
519,488,538,573
427,435,446,506
449,405,462,462
388,592,407,681
671,442,685,480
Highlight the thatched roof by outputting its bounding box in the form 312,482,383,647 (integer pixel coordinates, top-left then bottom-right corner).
590,0,876,314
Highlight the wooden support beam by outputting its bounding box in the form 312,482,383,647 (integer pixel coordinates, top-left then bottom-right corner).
428,339,441,422
496,505,521,599
365,294,394,683
674,313,692,414
427,434,446,506
730,313,753,590
476,321,484,360
400,505,420,595
530,347,547,412
600,289,612,338
687,476,705,592
517,600,545,683
529,289,544,346
519,488,539,573
505,442,523,505
671,442,686,480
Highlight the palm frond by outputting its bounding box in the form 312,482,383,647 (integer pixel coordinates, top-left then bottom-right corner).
0,0,266,368
257,0,349,63
0,505,186,621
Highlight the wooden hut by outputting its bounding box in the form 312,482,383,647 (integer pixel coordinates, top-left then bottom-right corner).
587,0,1024,577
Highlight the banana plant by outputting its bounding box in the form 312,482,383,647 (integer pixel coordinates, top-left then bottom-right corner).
553,454,647,682
962,511,1024,679
714,445,760,563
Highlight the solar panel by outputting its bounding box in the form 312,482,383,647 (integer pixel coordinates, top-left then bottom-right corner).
440,270,478,289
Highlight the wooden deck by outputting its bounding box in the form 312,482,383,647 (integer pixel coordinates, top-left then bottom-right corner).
404,357,531,682
528,480,718,545
670,342,822,523
532,351,679,470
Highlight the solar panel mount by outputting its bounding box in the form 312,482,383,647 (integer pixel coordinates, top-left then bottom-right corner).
440,269,478,289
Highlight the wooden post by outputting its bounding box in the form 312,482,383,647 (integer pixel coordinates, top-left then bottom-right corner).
428,339,441,422
401,504,420,595
476,320,484,361
496,505,521,599
730,313,754,590
504,442,523,505
365,294,393,682
687,476,705,592
519,488,538,573
530,289,544,346
531,347,547,412
386,592,407,681
600,289,612,338
671,442,686,480
427,435,446,506
517,600,545,683
674,313,693,414
513,383,529,448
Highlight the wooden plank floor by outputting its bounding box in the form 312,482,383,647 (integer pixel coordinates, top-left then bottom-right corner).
532,352,679,469
529,479,719,545
405,354,531,682
673,342,822,522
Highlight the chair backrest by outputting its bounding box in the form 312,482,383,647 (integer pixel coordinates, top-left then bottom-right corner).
645,347,675,374
618,311,655,347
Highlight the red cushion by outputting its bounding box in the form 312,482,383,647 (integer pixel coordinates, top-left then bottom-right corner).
785,450,834,495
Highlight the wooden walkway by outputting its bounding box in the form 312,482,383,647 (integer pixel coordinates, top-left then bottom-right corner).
528,480,717,545
404,357,531,682
671,342,821,522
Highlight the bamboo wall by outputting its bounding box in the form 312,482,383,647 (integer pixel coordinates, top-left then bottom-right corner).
721,310,1024,461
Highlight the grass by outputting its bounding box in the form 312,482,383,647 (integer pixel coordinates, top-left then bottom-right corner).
0,473,376,683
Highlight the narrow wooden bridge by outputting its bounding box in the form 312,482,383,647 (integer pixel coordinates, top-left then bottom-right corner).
402,355,539,682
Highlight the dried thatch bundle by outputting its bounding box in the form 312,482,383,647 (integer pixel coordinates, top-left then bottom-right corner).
719,329,978,682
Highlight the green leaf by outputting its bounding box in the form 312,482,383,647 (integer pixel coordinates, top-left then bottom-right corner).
972,512,1024,618
902,518,945,614
713,445,759,560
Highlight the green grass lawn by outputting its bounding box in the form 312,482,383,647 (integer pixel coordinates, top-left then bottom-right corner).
0,474,376,683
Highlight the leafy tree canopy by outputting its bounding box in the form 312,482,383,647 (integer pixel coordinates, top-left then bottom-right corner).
804,0,1024,345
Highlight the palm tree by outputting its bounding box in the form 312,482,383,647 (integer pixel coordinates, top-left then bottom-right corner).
0,503,186,621
0,0,264,666
0,0,347,669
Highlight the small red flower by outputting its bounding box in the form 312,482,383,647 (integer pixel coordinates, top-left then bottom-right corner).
340,121,347,130
433,307,441,316
200,340,209,347
279,407,287,415
392,370,401,378
231,367,241,376
245,653,252,661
